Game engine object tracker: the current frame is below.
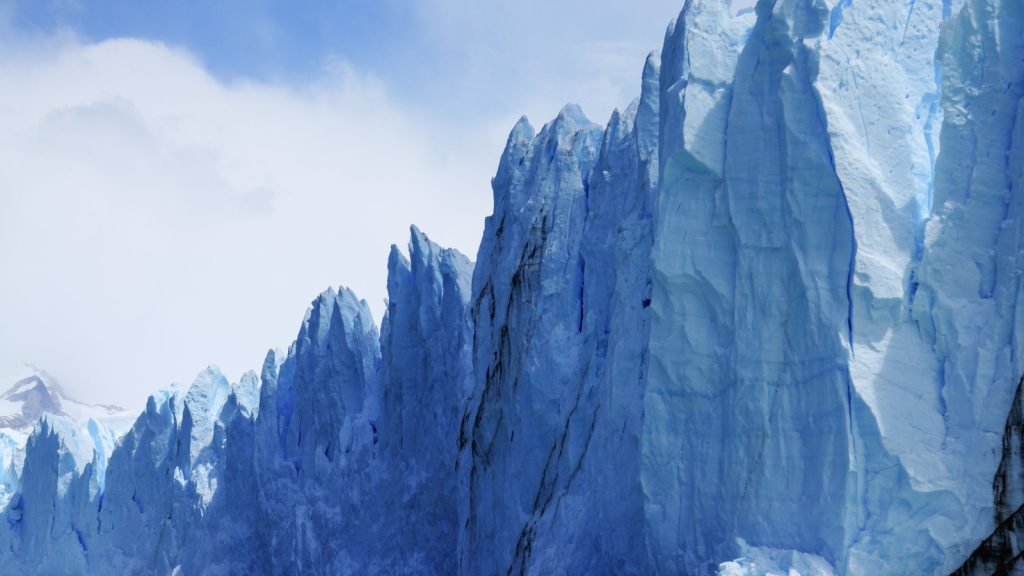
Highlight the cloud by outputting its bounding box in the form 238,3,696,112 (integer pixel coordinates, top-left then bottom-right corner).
3,0,687,134
0,35,496,407
399,0,684,125
0,0,707,409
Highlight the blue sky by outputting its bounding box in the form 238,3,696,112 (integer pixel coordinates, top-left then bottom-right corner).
0,0,686,406
5,0,685,121
7,1,417,82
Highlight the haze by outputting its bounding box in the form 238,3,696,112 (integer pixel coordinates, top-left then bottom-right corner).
0,0,691,409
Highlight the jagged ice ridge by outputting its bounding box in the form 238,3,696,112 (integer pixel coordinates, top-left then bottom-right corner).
1,0,1022,573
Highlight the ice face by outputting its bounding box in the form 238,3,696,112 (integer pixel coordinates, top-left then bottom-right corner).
241,234,474,575
458,0,1022,573
377,226,473,573
642,0,1022,573
457,104,609,574
455,55,663,573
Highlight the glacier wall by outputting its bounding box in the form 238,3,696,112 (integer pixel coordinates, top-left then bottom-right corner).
0,229,473,575
459,0,1022,573
645,0,858,569
457,62,659,573
0,0,1022,574
641,0,1023,573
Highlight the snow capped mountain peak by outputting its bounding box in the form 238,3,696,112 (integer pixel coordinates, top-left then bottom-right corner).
1,369,65,400
0,373,66,427
0,367,126,434
0,366,135,507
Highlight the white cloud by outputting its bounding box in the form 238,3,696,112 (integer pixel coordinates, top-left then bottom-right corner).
0,36,496,407
0,0,706,409
404,0,684,127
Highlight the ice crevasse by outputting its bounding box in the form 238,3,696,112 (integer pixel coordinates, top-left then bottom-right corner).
0,0,1022,574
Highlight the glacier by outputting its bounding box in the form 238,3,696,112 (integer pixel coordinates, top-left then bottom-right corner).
0,367,132,511
1,0,1022,574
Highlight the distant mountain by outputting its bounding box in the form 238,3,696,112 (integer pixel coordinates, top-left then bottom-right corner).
0,368,126,435
0,366,134,508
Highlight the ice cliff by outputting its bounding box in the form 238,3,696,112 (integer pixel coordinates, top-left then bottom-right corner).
1,0,1021,574
0,368,132,512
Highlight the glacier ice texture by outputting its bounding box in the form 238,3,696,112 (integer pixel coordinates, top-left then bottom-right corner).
1,0,1022,574
0,368,132,512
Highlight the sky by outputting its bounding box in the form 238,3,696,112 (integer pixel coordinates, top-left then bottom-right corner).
0,0,687,409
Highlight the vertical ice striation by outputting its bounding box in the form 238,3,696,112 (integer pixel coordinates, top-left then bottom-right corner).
0,358,343,575
458,51,662,572
645,0,857,571
458,105,603,574
0,433,20,506
2,422,91,575
96,388,183,573
639,0,1023,573
565,51,660,574
929,0,1024,571
379,226,473,574
91,366,260,574
225,230,471,575
250,286,383,574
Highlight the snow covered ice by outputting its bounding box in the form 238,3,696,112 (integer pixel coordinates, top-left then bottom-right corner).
0,367,132,510
1,0,1022,573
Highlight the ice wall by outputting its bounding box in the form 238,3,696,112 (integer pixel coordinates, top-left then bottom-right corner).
0,0,1021,574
